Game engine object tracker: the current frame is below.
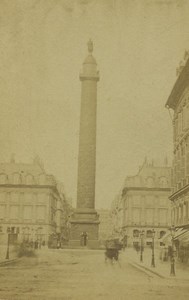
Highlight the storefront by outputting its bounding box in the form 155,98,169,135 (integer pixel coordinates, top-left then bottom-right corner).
160,227,189,264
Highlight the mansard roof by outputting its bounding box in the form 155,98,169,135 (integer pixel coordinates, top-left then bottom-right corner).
123,160,171,189
0,161,57,187
166,58,189,110
0,162,43,176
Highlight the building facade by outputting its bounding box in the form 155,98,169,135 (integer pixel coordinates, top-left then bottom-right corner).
165,52,189,256
0,157,67,246
97,209,113,242
166,52,189,229
110,194,123,236
120,159,171,247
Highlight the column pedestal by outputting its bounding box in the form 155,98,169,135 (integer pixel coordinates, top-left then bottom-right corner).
69,208,99,248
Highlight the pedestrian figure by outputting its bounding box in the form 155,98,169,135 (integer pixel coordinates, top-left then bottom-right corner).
122,235,127,251
83,231,88,246
80,232,84,246
35,240,38,249
80,231,88,246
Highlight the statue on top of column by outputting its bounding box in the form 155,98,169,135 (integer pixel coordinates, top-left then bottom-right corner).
88,39,93,54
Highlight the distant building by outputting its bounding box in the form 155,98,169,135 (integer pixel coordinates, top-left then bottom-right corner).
119,159,171,247
110,194,123,236
0,157,68,246
97,209,113,242
165,52,189,251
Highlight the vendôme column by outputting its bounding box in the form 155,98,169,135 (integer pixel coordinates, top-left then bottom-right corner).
70,40,100,248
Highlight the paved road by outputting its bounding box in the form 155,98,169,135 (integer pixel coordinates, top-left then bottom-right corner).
0,249,188,300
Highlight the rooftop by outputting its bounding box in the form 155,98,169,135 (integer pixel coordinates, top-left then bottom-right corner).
166,52,189,110
123,158,171,189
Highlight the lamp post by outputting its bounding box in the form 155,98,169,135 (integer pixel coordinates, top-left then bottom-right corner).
22,227,26,242
170,225,176,276
151,229,155,268
6,233,10,260
139,230,144,262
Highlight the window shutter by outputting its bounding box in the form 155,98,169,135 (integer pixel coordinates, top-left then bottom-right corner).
186,152,189,176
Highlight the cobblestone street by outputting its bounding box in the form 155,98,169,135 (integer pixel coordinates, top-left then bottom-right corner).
0,249,189,300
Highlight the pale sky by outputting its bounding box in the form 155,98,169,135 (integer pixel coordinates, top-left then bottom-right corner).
0,0,188,208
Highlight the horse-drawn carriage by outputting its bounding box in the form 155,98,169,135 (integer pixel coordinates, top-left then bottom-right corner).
105,238,123,263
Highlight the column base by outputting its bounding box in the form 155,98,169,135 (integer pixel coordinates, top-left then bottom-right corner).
69,208,100,249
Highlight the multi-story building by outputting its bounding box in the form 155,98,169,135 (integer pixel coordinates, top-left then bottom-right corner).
110,194,123,235
0,157,67,246
120,159,171,248
97,209,113,242
165,51,189,251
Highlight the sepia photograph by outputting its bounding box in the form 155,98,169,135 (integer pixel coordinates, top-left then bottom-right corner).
0,0,189,299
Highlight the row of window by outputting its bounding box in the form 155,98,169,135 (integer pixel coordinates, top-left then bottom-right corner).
172,203,189,225
126,196,169,207
145,177,169,188
174,103,189,139
0,205,47,220
133,229,166,238
172,146,189,186
0,192,50,202
0,226,45,234
7,226,20,233
0,173,54,185
130,208,169,223
125,177,169,188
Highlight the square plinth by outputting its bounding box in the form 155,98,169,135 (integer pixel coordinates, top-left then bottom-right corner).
69,209,100,248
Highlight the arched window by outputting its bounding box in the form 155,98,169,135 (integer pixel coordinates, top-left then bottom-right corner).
160,231,166,238
0,173,8,184
22,226,30,242
133,229,139,238
159,177,168,188
12,173,21,184
25,174,34,185
146,230,152,238
146,177,154,188
38,174,46,185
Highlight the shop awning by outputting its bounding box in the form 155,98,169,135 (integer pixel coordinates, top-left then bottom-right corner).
159,227,189,246
159,232,172,245
174,229,189,246
173,228,188,241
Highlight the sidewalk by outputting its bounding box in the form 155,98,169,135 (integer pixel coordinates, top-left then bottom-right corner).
123,248,189,280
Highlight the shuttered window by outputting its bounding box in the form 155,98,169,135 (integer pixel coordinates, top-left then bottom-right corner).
186,105,189,128
181,146,185,179
186,152,189,176
183,105,187,129
177,149,181,181
178,112,182,134
175,118,178,138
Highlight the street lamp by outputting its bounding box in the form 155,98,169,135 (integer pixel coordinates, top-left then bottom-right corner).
6,233,10,260
139,230,144,262
170,225,176,276
22,226,27,242
151,229,155,268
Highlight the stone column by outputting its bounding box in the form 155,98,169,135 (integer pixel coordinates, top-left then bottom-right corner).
69,41,100,248
77,41,99,210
